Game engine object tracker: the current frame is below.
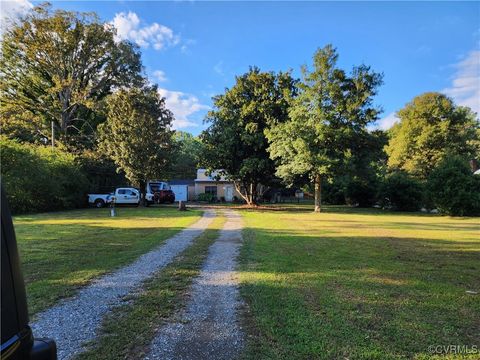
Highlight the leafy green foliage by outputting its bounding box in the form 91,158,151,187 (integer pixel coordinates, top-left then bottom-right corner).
266,45,383,211
0,3,143,149
386,92,479,179
77,150,127,193
344,176,378,207
379,171,423,211
342,130,388,207
427,156,480,216
169,131,204,180
98,86,174,200
0,136,89,213
196,193,216,203
201,67,297,205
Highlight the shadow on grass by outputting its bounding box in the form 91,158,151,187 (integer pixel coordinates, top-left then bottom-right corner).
238,226,480,360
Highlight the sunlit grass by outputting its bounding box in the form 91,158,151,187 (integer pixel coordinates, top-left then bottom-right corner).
238,207,480,359
14,207,201,316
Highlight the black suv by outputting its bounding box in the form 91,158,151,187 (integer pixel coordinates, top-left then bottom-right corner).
1,187,57,359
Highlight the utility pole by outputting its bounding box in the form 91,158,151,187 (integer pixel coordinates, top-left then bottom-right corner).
51,121,55,148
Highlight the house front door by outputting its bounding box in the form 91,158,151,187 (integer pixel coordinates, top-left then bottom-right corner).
224,186,233,202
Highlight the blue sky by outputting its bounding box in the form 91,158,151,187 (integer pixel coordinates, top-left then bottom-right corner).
3,1,480,134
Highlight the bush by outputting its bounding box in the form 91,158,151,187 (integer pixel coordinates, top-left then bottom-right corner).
77,150,126,193
344,176,378,207
0,137,89,214
379,171,423,211
427,156,480,216
196,193,216,203
322,179,346,205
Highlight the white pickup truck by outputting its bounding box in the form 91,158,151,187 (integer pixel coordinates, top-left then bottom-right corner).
88,187,140,208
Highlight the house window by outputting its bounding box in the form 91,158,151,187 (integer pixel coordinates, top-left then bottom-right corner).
205,186,217,197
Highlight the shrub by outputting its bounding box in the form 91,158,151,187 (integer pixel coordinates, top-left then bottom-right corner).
77,150,126,193
344,176,378,207
0,137,89,214
196,193,216,203
379,171,423,211
322,179,346,205
427,156,480,216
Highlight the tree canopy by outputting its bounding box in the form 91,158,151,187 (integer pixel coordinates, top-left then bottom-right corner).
200,67,297,205
98,86,174,202
169,131,204,180
0,3,143,149
386,92,479,179
266,45,383,212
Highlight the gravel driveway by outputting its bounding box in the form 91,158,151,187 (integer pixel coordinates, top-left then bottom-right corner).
31,210,215,360
145,209,245,360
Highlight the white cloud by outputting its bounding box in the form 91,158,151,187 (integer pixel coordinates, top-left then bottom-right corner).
111,11,180,50
152,70,167,82
0,0,33,35
443,50,480,114
158,88,209,129
373,112,399,131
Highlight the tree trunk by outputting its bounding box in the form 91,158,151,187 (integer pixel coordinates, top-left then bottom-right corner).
139,180,147,207
314,174,322,213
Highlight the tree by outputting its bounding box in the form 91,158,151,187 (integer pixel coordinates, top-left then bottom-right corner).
169,131,204,180
0,3,143,149
266,45,383,212
0,136,89,214
386,92,479,179
343,129,388,207
378,171,424,212
98,87,174,204
427,156,480,216
200,67,297,206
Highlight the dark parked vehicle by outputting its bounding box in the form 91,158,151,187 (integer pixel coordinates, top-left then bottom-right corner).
1,187,57,360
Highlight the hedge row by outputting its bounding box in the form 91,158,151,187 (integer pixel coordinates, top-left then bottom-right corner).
323,156,480,216
1,137,89,214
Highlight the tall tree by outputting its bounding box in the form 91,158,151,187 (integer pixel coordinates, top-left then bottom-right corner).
266,45,383,212
0,3,143,148
200,67,297,205
169,131,204,180
98,86,174,204
386,92,479,179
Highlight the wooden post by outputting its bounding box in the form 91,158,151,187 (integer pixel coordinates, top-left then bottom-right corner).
178,200,186,211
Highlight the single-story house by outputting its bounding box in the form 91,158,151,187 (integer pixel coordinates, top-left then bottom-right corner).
194,169,242,202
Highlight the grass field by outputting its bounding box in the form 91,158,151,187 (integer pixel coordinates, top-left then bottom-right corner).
238,206,480,359
13,207,201,316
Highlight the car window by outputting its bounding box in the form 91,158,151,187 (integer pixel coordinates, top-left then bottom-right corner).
118,189,126,195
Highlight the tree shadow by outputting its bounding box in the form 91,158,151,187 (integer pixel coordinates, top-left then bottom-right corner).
238,227,480,359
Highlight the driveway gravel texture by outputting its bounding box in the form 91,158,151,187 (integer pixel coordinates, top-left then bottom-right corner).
145,209,245,360
31,210,215,360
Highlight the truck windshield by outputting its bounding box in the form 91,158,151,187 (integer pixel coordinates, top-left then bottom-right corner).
150,183,170,191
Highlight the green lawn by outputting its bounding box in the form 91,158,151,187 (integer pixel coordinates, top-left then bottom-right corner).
13,207,201,316
239,206,480,359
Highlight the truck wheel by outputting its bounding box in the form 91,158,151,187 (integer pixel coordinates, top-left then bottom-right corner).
94,199,105,208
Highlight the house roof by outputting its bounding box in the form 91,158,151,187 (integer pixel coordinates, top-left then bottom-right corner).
194,179,232,183
169,179,195,186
